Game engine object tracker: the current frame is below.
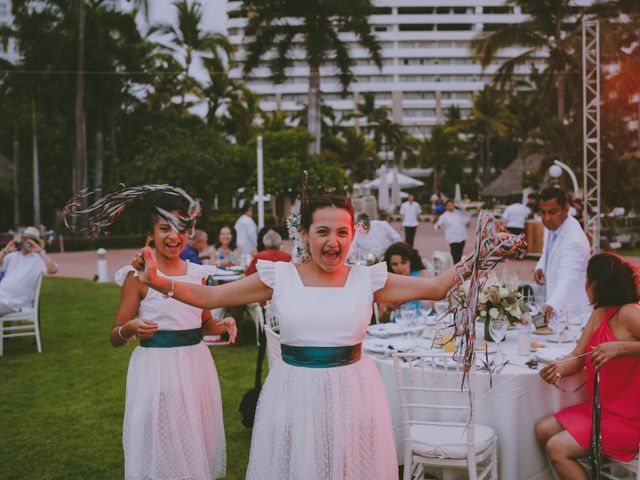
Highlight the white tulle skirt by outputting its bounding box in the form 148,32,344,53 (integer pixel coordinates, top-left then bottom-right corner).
246,355,397,480
123,342,226,480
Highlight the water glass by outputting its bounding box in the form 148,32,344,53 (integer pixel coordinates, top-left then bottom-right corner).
489,317,508,363
400,304,417,338
549,309,568,343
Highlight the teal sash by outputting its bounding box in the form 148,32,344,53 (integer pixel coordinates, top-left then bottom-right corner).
140,328,202,348
281,343,362,368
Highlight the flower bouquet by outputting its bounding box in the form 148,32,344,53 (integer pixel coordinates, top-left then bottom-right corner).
477,282,525,341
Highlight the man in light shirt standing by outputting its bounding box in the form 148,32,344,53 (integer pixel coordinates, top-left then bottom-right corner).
234,203,258,259
435,200,469,263
399,194,421,247
534,188,590,322
503,201,531,235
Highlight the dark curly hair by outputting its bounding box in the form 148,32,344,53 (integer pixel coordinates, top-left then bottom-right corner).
383,242,425,273
300,195,355,231
587,252,640,308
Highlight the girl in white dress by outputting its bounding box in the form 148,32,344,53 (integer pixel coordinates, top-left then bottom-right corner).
132,195,472,480
111,199,237,480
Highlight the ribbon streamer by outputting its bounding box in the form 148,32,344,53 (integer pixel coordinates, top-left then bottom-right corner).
63,184,201,237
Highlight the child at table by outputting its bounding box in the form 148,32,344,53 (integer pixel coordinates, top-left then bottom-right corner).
110,197,237,479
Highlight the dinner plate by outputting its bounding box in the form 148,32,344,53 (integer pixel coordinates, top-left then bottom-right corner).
532,329,555,336
367,323,403,337
363,338,414,354
214,269,240,276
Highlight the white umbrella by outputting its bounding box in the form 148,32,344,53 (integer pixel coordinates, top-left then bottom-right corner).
390,168,401,212
377,166,390,213
362,171,425,189
454,183,462,202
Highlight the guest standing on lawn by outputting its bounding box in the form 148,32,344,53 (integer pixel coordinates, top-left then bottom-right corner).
535,253,640,480
111,197,236,480
132,194,476,480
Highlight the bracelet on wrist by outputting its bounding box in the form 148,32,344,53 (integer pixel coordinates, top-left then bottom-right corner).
118,325,135,342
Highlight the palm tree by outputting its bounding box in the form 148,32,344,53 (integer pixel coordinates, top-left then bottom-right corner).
240,0,382,154
152,0,231,106
472,0,586,120
461,86,516,184
322,127,377,181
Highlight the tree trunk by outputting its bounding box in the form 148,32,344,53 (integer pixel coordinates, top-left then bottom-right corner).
556,72,565,120
433,158,439,194
12,126,20,228
74,0,87,203
110,117,118,184
308,66,321,155
94,129,104,200
483,134,491,185
31,98,41,228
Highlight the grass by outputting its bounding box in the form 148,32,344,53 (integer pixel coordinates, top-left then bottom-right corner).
0,277,258,479
617,248,640,258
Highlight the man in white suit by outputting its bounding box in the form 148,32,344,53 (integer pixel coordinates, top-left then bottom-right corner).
534,188,591,321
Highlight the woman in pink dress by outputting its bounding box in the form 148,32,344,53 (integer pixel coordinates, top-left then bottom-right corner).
535,252,640,480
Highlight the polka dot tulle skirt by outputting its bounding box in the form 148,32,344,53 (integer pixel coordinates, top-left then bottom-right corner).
246,356,397,480
123,343,226,479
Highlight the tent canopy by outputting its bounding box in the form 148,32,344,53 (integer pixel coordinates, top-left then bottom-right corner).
362,171,424,189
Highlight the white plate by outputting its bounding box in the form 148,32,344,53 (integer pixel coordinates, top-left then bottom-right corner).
367,323,402,337
532,329,555,336
363,338,414,354
474,342,498,354
214,269,240,276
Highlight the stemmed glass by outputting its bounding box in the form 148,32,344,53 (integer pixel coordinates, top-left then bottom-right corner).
489,316,508,364
549,309,568,343
400,304,417,338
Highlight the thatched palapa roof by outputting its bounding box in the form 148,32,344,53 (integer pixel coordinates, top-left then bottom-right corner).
480,154,545,197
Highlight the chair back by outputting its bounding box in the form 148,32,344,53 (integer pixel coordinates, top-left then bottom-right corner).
422,258,436,276
264,303,279,330
264,323,282,370
432,250,454,275
392,352,479,472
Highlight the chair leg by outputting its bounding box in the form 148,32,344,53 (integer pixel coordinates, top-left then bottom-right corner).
490,445,498,480
34,315,42,353
403,450,413,480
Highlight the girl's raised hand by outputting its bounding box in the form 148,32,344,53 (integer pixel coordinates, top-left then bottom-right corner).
132,238,158,286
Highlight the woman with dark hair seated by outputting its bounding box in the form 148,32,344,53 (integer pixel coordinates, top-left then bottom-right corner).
535,252,640,480
378,242,431,320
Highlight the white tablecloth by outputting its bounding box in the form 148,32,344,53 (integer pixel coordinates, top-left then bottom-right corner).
368,330,588,480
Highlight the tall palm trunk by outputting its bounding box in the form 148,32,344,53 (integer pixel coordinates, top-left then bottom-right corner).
74,0,87,204
432,157,439,194
94,128,104,200
31,98,40,227
482,133,491,185
13,126,20,228
556,72,565,120
308,65,321,155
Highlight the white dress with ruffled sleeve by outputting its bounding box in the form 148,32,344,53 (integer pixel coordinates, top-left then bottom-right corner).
246,260,397,480
114,262,225,480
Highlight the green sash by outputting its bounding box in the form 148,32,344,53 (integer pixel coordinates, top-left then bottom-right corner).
140,328,202,348
281,343,362,368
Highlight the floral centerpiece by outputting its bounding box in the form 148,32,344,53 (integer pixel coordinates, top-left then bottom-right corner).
477,282,525,341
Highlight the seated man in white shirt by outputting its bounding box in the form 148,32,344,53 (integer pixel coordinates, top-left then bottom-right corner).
503,202,531,235
348,214,401,261
0,227,58,315
234,203,258,260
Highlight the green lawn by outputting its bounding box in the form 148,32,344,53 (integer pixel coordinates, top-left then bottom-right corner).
0,277,258,479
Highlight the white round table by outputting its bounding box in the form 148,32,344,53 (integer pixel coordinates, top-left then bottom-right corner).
367,328,588,480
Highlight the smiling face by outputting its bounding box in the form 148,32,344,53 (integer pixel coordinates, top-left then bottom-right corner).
303,206,354,272
389,254,411,276
218,227,233,248
150,213,189,259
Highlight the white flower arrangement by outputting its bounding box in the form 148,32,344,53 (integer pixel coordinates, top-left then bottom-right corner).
477,281,524,325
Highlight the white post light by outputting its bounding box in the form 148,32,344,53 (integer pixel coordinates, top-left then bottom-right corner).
96,248,108,283
257,135,265,229
548,160,580,197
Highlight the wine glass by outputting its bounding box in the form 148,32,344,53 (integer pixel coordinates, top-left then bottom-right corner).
549,309,568,343
400,304,417,338
489,316,508,364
